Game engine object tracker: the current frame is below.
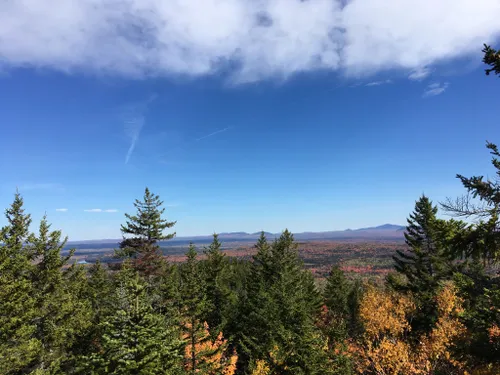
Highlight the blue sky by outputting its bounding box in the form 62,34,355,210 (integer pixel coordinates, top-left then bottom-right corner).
1,0,499,240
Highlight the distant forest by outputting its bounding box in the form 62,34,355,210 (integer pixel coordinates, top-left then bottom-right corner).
1,45,500,375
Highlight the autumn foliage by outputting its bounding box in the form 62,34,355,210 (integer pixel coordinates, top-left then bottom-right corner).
183,321,237,375
350,282,467,375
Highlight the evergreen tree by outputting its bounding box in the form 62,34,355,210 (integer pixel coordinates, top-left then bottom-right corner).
180,243,211,373
202,234,231,335
323,266,352,342
79,263,184,374
441,142,500,263
391,195,456,333
483,44,500,76
76,260,116,359
26,216,92,373
392,196,449,291
0,192,40,374
238,230,331,374
117,187,176,276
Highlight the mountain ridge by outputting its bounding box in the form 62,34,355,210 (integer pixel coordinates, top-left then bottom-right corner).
68,224,405,244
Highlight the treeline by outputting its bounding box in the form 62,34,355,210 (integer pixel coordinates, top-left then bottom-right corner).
1,47,500,374
1,143,499,375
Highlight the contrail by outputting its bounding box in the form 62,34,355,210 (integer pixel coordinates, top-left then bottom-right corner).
195,126,232,142
124,117,145,164
122,94,157,164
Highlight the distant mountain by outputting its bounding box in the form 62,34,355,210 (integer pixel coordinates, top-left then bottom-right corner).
355,224,405,231
251,231,274,236
67,224,405,246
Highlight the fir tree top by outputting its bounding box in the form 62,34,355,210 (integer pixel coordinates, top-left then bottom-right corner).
1,190,32,250
121,187,176,243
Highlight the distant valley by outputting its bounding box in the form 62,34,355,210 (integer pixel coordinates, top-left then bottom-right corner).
67,224,405,249
66,224,407,278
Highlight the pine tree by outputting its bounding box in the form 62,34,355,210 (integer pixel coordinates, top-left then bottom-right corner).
117,187,176,276
75,260,116,359
180,243,210,372
323,266,352,344
391,195,456,333
0,192,41,374
441,142,500,263
202,234,231,335
79,263,184,374
483,44,500,77
238,230,331,374
26,215,92,373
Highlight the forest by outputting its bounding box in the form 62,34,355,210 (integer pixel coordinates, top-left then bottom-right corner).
1,46,500,375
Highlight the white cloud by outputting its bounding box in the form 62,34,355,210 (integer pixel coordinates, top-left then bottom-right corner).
55,208,68,212
365,79,392,86
84,208,118,213
0,0,499,82
423,82,449,97
408,67,431,81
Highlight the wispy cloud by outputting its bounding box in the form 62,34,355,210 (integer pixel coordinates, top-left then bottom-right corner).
122,94,157,164
408,67,431,81
0,1,498,82
55,208,68,212
83,208,119,213
365,79,392,86
196,127,232,142
423,82,450,97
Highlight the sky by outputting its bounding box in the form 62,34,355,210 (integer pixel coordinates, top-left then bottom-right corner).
1,0,500,240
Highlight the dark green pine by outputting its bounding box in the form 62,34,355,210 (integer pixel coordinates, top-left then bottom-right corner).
0,192,40,374
79,263,183,374
117,187,176,275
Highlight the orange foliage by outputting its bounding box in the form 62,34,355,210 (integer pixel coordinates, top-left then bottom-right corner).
183,321,237,375
349,282,466,375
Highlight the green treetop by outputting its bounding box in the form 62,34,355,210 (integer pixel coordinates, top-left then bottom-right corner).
483,44,500,77
79,263,183,374
441,142,500,263
117,187,176,275
0,192,40,374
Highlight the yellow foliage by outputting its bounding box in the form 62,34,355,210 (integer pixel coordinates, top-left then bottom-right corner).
251,360,271,375
359,285,414,339
183,321,238,375
350,282,466,375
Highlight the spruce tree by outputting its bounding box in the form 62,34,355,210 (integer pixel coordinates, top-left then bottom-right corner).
391,195,455,333
75,260,116,360
239,230,331,374
202,234,231,335
117,187,176,276
79,263,184,374
180,243,229,374
0,192,40,374
392,196,448,291
26,216,92,373
441,142,500,263
323,266,351,342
